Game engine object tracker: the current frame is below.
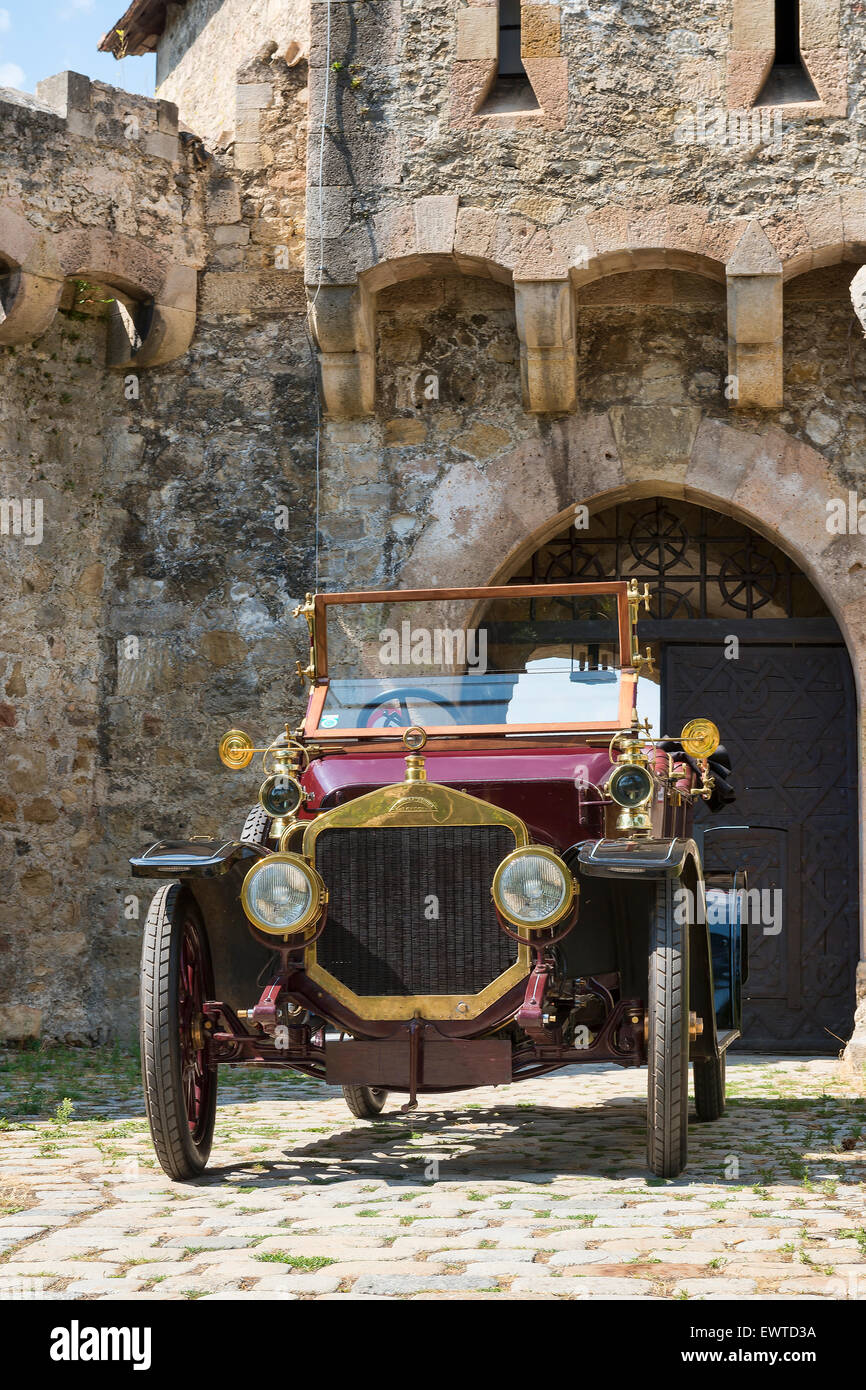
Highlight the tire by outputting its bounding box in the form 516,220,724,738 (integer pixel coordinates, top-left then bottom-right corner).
241,803,271,846
694,1051,726,1121
646,878,689,1178
140,882,217,1180
342,1085,389,1119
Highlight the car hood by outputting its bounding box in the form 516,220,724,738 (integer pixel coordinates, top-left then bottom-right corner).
303,745,614,812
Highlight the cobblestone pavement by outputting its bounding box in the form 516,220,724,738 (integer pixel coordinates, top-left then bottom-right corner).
0,1052,864,1301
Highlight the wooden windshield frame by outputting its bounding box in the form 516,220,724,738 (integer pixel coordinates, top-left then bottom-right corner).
302,581,635,741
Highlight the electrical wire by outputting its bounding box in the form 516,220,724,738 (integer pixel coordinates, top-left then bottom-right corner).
302,0,333,594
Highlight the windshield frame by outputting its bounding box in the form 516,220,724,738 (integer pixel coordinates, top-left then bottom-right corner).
303,581,636,741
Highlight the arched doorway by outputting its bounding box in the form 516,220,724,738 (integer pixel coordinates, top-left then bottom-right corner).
507,497,859,1053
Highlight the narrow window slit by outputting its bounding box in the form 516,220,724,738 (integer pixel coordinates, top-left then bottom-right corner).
756,0,819,105
479,0,540,115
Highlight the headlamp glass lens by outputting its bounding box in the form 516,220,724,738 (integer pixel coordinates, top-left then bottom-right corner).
247,858,313,930
497,853,568,924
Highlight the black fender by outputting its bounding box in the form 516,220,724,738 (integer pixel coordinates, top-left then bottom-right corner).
129,839,272,1013
564,838,723,1061
129,838,267,878
568,836,701,880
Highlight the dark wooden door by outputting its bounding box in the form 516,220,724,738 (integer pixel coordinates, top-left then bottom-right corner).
663,643,858,1051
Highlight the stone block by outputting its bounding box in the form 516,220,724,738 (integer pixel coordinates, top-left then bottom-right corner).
35,70,91,116
206,179,242,225
521,5,561,58
309,0,400,67
449,58,497,127
728,273,782,343
199,270,305,315
0,1005,42,1040
308,129,399,189
732,0,775,49
726,50,773,109
456,8,498,61
212,225,250,247
609,404,702,480
143,131,178,163
799,196,843,257
413,196,459,255
801,48,848,117
521,57,568,127
235,110,263,144
234,142,263,171
235,82,274,111
800,0,841,49
65,109,96,139
156,99,179,134
453,205,498,263
514,279,576,414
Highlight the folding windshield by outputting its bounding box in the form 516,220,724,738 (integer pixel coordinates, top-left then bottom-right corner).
303,583,636,739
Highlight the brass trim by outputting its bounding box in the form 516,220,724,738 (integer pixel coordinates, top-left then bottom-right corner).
303,778,530,851
491,845,576,930
278,819,307,854
680,718,720,759
301,772,532,1020
218,728,255,770
305,957,530,1022
241,852,326,937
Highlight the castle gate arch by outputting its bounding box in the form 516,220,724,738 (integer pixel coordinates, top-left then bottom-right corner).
504,497,858,1052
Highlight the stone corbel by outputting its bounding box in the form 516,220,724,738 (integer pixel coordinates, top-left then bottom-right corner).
57,229,198,370
0,205,65,345
309,283,375,419
513,278,577,415
726,221,783,410
106,265,198,370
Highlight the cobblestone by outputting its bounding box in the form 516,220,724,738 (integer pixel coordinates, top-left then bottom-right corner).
0,1055,863,1300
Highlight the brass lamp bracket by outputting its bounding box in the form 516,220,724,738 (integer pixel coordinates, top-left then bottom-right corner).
626,578,652,670
292,593,316,636
293,593,318,684
633,646,656,677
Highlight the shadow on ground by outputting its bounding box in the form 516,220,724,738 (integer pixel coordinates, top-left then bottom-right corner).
194,1092,866,1191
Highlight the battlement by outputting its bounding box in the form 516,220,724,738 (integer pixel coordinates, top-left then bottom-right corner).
11,70,182,162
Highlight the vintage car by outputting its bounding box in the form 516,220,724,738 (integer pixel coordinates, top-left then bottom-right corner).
131,579,746,1181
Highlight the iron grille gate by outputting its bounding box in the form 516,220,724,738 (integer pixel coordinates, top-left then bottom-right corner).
511,497,859,1052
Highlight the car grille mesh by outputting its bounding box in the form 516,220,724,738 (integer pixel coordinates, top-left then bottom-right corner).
314,825,518,996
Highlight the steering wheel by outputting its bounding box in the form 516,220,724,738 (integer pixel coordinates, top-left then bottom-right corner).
359,687,462,729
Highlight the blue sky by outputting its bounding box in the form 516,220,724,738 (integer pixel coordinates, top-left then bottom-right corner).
0,0,156,97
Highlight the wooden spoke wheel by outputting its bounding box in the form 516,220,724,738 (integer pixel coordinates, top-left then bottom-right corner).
141,883,217,1180
646,878,689,1178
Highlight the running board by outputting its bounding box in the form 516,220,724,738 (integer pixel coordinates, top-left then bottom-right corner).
717,1029,740,1053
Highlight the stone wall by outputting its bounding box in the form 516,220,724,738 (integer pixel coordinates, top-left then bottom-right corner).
156,0,310,144
313,265,866,591
0,59,315,1042
307,0,862,288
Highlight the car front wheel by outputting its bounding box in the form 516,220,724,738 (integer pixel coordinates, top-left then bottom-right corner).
646,878,689,1178
140,883,217,1180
